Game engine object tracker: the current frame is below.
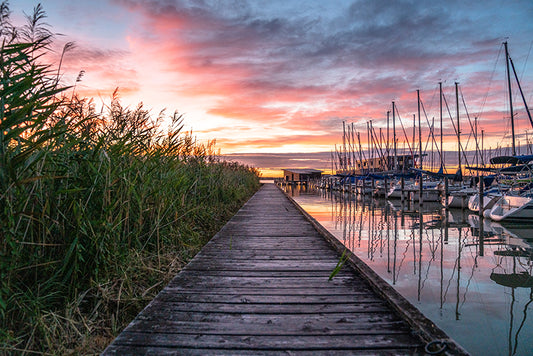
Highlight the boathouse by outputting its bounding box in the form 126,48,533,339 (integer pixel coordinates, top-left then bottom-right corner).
283,168,322,183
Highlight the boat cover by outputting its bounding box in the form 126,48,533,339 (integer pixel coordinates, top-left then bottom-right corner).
490,154,533,165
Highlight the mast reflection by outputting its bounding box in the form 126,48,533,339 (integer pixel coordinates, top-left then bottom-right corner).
285,185,533,356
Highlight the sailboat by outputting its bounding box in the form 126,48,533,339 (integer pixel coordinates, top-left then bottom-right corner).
488,42,533,221
401,89,444,203
439,82,479,208
467,172,509,213
488,185,533,221
468,184,505,212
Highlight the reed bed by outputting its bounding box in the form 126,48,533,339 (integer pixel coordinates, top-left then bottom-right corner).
0,3,260,354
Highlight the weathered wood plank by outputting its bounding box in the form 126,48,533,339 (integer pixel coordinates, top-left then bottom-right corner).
201,246,334,252
165,276,366,289
134,311,405,324
183,261,347,271
160,287,370,296
122,318,410,335
142,300,390,314
194,253,341,260
210,231,320,237
109,332,423,350
206,237,329,243
155,292,378,303
204,241,330,248
170,269,353,280
103,345,420,355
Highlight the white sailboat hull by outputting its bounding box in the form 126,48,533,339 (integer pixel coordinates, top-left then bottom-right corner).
489,195,533,221
468,192,502,212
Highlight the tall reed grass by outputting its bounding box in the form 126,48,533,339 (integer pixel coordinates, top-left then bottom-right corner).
0,3,260,353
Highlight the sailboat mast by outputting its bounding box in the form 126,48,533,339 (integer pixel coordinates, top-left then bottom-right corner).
412,114,416,169
342,121,347,172
357,132,364,173
475,117,478,167
367,121,372,172
482,130,485,166
508,53,533,129
439,82,444,170
456,82,461,175
331,149,334,175
386,110,390,171
393,101,397,171
352,124,356,173
418,89,422,170
504,41,516,156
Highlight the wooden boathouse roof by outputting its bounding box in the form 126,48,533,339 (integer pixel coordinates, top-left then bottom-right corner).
103,183,466,355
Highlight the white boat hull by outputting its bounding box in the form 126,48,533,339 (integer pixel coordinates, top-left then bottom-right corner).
489,195,533,221
468,193,502,212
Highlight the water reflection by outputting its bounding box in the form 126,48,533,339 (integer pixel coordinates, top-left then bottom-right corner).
285,185,533,356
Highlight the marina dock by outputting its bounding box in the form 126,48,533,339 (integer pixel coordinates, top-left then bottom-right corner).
103,183,462,355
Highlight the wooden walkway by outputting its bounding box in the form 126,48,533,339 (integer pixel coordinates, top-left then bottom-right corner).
103,183,442,355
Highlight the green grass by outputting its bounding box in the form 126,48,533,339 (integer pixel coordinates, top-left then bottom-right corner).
0,3,260,353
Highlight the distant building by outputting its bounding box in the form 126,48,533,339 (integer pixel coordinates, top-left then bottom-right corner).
283,169,322,183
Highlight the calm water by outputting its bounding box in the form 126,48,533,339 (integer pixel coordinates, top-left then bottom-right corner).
284,185,533,356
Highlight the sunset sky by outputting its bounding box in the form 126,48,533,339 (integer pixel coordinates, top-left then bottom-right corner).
10,0,533,176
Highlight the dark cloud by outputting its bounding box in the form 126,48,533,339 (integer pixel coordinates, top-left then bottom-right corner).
117,0,531,89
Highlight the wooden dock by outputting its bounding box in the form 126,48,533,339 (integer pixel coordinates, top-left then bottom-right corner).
103,183,460,355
